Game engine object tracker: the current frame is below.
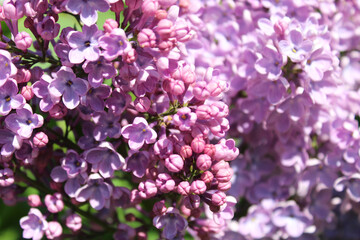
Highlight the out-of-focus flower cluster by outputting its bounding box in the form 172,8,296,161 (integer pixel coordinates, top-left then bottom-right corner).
2,0,360,239
0,0,239,239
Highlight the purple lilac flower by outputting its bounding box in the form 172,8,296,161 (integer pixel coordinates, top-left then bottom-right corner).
67,25,103,64
124,150,150,178
20,208,48,240
84,142,125,178
271,201,312,238
254,45,283,80
32,75,61,112
0,50,17,87
206,196,237,225
105,90,132,116
0,168,14,187
279,29,313,62
77,122,98,150
99,28,131,61
121,117,157,151
334,173,360,202
92,112,121,141
0,79,25,116
48,67,88,109
153,207,188,239
61,150,87,178
75,173,113,210
81,84,111,112
83,57,117,88
0,129,22,157
65,0,110,26
5,104,44,139
303,48,333,81
173,107,197,131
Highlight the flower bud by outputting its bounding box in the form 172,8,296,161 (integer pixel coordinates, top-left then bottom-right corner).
36,16,60,40
217,181,231,191
211,160,229,174
180,145,192,158
156,19,174,39
174,20,191,42
204,144,216,158
134,97,151,112
33,132,49,148
196,154,212,171
15,32,32,51
165,154,184,172
103,19,119,33
215,168,233,183
46,221,63,239
3,0,25,20
111,1,125,13
155,9,167,20
153,200,167,216
201,171,214,184
156,173,175,193
142,0,159,16
158,0,177,8
191,137,205,153
193,81,210,101
21,85,34,100
177,181,190,196
15,68,31,84
183,195,200,209
206,81,222,97
211,191,226,206
138,29,156,48
27,194,41,207
45,193,64,213
49,104,68,119
190,180,207,195
66,214,82,232
124,48,137,63
138,180,157,199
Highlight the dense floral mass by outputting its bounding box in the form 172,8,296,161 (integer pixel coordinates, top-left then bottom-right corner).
1,0,360,239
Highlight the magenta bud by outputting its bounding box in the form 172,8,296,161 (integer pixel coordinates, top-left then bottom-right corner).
3,0,25,20
45,221,63,239
103,19,119,33
45,193,64,213
142,0,159,15
15,32,32,51
66,214,82,232
180,145,192,158
158,39,175,52
206,81,222,97
153,200,167,216
201,171,214,184
211,160,229,174
49,104,68,119
196,105,212,120
191,137,205,153
169,79,185,96
211,191,226,206
196,154,212,171
165,154,184,172
193,81,210,101
15,68,31,84
27,194,41,207
138,29,156,48
204,144,216,158
217,181,232,191
156,19,174,39
177,181,190,196
33,132,49,148
215,168,233,183
183,195,200,209
138,180,157,199
134,97,151,112
21,85,34,101
124,48,137,63
190,180,207,195
156,173,175,193
174,20,191,42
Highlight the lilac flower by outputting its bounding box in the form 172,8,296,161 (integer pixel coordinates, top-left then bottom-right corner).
84,142,125,178
92,112,121,141
0,168,14,187
0,129,22,157
77,122,98,150
239,205,274,239
303,48,333,81
67,25,103,64
48,67,88,109
173,107,197,131
121,117,157,151
105,90,132,116
271,201,312,238
75,173,113,210
153,207,188,239
20,208,48,240
5,104,44,139
124,150,150,178
32,75,61,112
0,79,25,115
83,57,116,88
65,0,110,26
99,28,131,61
61,150,87,178
334,173,360,202
0,50,17,87
206,196,237,225
279,29,313,62
81,84,111,112
254,45,283,80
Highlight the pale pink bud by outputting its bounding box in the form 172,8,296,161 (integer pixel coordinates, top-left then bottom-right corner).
66,214,82,232
165,154,184,172
15,68,31,83
204,144,216,158
3,0,25,20
158,0,177,8
124,48,137,63
169,79,185,95
218,181,231,191
142,0,159,15
27,194,41,207
193,81,210,101
103,19,119,33
211,191,226,206
15,32,32,50
211,160,230,174
33,132,49,148
196,154,212,171
215,168,233,183
138,180,157,199
177,181,190,196
46,221,63,239
274,20,288,35
190,180,207,195
201,171,214,184
158,39,174,52
155,9,167,20
206,81,222,97
156,19,174,39
191,137,205,153
45,193,64,213
21,85,34,100
174,20,191,42
196,105,212,120
156,173,175,193
180,145,192,158
138,29,156,48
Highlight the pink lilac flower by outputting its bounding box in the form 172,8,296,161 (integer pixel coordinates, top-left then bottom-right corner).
45,221,62,239
75,173,113,210
20,208,48,240
5,104,44,139
121,117,157,151
48,67,88,109
66,214,82,232
67,25,103,64
254,45,283,80
0,168,14,186
173,107,197,131
44,193,64,213
0,79,25,116
65,0,110,26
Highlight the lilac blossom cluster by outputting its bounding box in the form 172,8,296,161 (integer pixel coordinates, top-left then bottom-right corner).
182,0,360,239
0,0,240,239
